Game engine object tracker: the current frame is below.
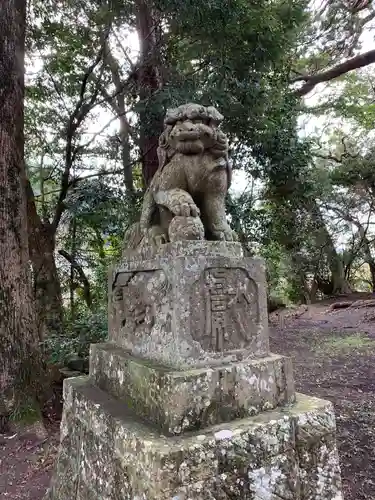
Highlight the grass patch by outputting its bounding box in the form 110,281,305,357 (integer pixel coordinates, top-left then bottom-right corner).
10,399,42,425
321,333,375,354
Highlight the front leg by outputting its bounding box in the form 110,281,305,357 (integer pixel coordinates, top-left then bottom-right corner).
154,188,200,217
202,191,237,241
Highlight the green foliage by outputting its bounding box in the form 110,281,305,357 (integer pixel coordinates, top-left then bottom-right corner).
44,308,108,365
296,1,375,78
259,241,292,303
9,400,42,425
161,0,308,173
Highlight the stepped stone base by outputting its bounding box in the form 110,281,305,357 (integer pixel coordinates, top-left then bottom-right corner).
46,377,343,500
90,343,295,435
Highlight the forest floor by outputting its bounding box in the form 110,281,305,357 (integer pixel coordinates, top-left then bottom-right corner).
1,292,375,499
270,292,375,500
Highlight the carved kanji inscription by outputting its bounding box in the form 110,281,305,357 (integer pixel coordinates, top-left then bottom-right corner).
191,267,259,352
112,269,168,338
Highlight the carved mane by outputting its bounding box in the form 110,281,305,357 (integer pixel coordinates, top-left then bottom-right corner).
155,103,231,187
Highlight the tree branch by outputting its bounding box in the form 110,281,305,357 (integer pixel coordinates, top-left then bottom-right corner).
32,157,144,200
52,33,109,233
69,161,140,186
58,249,92,308
112,30,137,72
325,201,374,271
312,152,343,163
293,49,375,96
348,0,373,14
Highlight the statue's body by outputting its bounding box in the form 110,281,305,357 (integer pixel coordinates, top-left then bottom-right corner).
124,103,237,250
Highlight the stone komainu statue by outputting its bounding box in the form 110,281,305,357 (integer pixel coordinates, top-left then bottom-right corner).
124,103,237,251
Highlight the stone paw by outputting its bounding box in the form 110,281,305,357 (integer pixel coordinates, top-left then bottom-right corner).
211,227,238,241
169,197,200,218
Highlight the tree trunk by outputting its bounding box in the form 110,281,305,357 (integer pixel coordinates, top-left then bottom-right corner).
135,0,164,185
289,252,311,303
26,181,63,338
330,207,375,293
0,0,46,428
30,226,63,338
69,217,77,320
310,201,352,295
357,225,375,292
330,256,352,295
102,40,135,193
369,261,375,292
309,278,319,303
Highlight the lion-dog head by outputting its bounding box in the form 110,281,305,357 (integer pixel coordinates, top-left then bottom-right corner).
157,103,227,167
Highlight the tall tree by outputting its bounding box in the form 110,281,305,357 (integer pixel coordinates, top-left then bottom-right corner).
0,0,45,429
135,0,164,185
292,0,375,95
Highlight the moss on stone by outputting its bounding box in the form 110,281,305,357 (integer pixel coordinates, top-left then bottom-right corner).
47,377,343,500
90,343,295,436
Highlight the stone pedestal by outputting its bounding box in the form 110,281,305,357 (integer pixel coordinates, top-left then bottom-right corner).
47,242,343,499
109,241,269,368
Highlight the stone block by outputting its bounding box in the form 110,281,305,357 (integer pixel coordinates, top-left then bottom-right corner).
47,377,343,500
108,241,269,369
90,343,295,435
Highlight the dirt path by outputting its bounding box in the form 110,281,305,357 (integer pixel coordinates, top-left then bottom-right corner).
271,295,375,500
0,391,61,500
1,294,375,499
0,431,58,500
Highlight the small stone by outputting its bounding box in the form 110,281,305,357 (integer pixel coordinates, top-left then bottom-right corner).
168,216,204,242
214,429,233,440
